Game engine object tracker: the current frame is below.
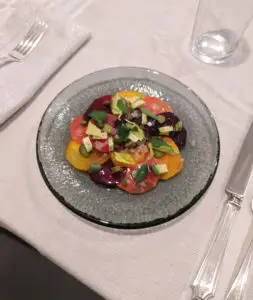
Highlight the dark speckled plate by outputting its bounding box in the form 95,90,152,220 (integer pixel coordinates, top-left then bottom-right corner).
36,67,220,229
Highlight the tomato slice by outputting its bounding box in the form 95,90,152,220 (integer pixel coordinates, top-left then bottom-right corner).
106,114,117,127
70,116,87,144
118,166,158,194
92,139,109,153
70,113,117,145
143,96,172,114
66,140,109,171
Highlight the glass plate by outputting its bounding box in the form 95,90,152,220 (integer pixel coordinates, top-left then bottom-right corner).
36,67,220,229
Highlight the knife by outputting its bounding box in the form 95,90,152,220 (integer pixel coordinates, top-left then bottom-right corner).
191,121,253,300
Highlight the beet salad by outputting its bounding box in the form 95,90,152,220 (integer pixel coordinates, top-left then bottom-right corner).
66,91,187,194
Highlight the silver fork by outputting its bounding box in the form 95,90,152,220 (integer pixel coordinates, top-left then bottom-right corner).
0,20,48,66
224,201,253,300
224,237,253,300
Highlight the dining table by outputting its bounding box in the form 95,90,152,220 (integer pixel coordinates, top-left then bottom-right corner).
1,0,253,299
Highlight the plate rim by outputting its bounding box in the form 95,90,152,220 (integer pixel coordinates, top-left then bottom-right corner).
36,66,220,230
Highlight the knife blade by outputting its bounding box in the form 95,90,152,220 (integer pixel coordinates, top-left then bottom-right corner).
191,121,253,300
226,121,253,198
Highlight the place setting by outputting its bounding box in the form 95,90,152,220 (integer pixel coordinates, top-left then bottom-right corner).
1,0,253,299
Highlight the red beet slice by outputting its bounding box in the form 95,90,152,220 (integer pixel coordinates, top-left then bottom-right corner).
84,95,112,117
170,127,187,150
89,160,123,187
156,112,187,149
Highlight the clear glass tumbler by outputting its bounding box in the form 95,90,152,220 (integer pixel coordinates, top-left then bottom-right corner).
190,0,253,64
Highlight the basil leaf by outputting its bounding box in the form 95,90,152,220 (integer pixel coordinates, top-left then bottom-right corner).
89,110,108,125
152,146,178,154
140,108,159,121
133,164,148,182
150,138,179,155
117,99,128,113
150,138,168,148
116,125,130,143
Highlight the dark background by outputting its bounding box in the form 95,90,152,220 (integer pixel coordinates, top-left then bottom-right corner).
0,228,105,300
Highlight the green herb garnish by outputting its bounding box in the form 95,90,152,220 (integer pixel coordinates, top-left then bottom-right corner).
150,139,168,148
133,164,149,182
114,125,130,143
89,110,108,125
117,99,128,113
150,138,179,155
140,108,159,121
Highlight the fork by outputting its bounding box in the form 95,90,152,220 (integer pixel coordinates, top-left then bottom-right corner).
0,20,48,66
224,237,253,300
224,201,253,300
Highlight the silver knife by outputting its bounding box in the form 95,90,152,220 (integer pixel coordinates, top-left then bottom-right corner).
191,121,253,300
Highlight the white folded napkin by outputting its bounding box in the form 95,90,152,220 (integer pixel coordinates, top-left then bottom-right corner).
0,0,91,125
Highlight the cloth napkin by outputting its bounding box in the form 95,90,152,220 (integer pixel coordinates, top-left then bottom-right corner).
0,0,91,125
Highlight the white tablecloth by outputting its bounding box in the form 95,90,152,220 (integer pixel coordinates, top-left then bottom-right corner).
1,0,253,299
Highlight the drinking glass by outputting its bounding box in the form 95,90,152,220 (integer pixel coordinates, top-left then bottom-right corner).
190,0,253,64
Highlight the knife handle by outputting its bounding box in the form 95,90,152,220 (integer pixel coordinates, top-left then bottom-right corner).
191,196,241,300
225,237,253,300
